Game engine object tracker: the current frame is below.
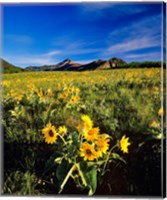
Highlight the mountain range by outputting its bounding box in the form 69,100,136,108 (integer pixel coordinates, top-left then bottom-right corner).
1,57,162,74
26,57,126,71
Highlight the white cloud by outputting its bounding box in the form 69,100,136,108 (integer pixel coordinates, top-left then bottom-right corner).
3,41,103,67
125,52,161,60
106,36,160,54
80,2,114,12
66,48,102,55
52,37,103,55
109,14,161,41
3,49,61,67
43,50,62,56
104,13,161,56
78,3,148,22
4,55,58,66
79,3,146,16
77,3,116,20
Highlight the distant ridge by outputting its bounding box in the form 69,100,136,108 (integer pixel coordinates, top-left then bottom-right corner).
26,57,126,71
1,58,25,73
1,57,161,73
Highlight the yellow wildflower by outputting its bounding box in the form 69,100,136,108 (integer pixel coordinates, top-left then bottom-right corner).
63,98,67,103
150,120,160,128
74,95,80,102
77,124,87,135
81,115,93,130
70,96,80,104
42,123,58,144
158,108,163,116
63,84,68,90
55,99,60,104
68,88,74,93
62,92,68,98
37,88,44,99
58,126,67,136
84,127,99,141
95,134,110,157
70,97,77,104
47,88,53,97
120,135,131,154
56,83,61,91
75,88,80,93
15,94,23,101
77,115,93,135
80,143,97,161
2,81,10,88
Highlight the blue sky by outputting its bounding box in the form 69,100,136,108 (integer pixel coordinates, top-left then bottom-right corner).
1,2,162,67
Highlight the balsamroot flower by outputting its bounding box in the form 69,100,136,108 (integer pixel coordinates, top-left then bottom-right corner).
58,126,67,136
95,134,110,157
119,135,131,154
150,120,160,128
47,88,53,97
77,115,93,135
158,108,163,116
42,123,58,144
80,143,97,161
84,127,100,141
81,115,93,131
37,88,44,100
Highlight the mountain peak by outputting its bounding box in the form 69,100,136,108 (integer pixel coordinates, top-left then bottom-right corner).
25,57,127,71
63,58,72,63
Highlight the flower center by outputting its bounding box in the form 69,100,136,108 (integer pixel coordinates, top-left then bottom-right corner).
88,130,94,135
49,130,54,137
86,149,92,155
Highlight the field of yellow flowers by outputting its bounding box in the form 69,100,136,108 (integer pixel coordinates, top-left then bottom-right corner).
2,68,165,196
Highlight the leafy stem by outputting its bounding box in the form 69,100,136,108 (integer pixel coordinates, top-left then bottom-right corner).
58,164,76,194
75,163,87,187
102,144,118,176
44,99,53,123
57,133,67,145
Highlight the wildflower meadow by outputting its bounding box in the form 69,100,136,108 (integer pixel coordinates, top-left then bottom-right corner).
2,68,165,195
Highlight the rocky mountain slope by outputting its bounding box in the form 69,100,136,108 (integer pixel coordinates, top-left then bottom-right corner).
26,57,126,71
1,58,25,73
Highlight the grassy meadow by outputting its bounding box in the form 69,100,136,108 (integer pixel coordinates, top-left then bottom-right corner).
2,68,165,196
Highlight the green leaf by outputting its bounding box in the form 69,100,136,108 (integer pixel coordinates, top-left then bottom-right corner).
58,163,75,194
43,152,60,175
79,161,97,195
50,109,57,117
71,131,79,144
86,167,97,195
56,161,72,182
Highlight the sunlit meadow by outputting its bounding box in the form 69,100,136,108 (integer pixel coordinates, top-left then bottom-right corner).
2,68,165,195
